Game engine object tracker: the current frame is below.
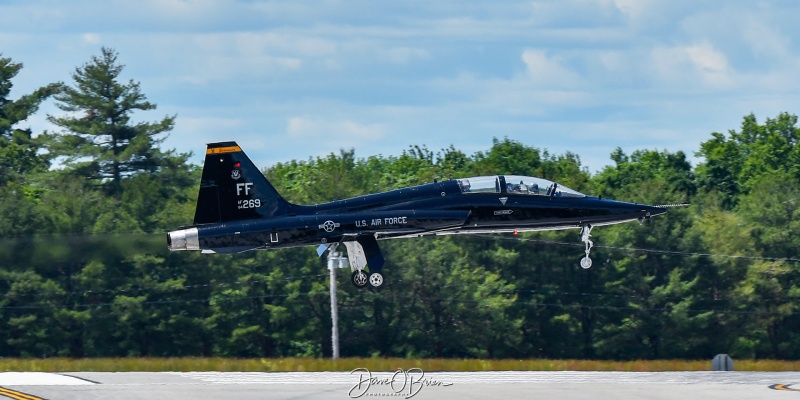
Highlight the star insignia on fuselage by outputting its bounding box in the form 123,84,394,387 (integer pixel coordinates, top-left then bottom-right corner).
319,220,341,232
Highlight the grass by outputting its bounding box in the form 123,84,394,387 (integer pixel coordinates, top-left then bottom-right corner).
1,358,799,372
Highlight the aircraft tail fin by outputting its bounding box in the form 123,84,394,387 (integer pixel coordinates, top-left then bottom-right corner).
193,141,293,225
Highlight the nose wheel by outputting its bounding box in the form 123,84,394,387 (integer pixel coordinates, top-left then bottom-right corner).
580,224,593,269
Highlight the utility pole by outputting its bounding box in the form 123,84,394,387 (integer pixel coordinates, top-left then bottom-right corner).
327,246,348,359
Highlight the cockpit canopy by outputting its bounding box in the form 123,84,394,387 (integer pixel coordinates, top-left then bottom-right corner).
457,175,585,198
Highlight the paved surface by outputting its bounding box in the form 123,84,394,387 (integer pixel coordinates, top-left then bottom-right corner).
0,371,799,399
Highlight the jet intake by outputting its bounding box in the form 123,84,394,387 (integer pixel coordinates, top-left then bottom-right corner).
167,227,200,251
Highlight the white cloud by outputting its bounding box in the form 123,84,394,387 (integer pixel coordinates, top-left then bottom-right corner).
741,21,791,60
82,33,101,45
287,116,386,143
149,33,309,84
383,47,429,64
142,0,218,15
684,45,725,72
596,50,625,71
179,116,243,132
650,41,733,89
613,0,650,18
4,0,800,175
521,50,582,88
234,32,338,58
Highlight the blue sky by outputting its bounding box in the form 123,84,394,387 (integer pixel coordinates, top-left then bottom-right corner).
2,0,799,173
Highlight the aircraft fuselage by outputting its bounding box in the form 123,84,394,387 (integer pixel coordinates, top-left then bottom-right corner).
169,178,664,254
167,142,670,286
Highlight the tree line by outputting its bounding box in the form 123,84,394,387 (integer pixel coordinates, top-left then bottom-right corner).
1,47,799,359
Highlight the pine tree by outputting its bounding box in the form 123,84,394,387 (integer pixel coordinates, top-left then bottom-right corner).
0,55,61,185
47,47,175,194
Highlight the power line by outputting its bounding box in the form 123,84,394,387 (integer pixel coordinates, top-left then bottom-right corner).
3,233,799,317
4,266,796,313
0,273,329,299
0,291,330,310
475,234,800,264
3,277,798,317
339,293,800,317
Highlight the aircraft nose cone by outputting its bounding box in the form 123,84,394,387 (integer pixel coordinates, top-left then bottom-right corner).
646,204,668,217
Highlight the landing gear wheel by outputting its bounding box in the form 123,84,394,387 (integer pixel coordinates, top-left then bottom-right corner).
368,272,384,288
579,224,594,269
351,270,368,288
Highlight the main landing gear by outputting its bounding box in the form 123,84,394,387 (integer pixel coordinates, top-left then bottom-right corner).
580,224,593,269
368,271,384,287
351,270,368,288
324,241,385,289
341,237,385,289
351,269,384,289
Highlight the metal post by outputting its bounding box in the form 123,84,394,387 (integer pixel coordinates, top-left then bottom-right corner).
328,248,340,359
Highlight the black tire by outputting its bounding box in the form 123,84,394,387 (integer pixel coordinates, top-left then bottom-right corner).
351,270,368,288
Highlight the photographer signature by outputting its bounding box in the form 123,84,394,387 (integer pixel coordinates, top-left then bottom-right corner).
348,367,453,398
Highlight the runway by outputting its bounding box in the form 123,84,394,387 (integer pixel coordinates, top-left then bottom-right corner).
0,370,799,399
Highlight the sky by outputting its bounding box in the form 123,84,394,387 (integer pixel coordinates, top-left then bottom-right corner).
2,0,800,174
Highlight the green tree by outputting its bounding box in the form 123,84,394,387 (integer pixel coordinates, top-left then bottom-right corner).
591,148,706,359
0,55,61,237
696,112,800,208
0,270,66,357
0,55,61,186
47,47,176,195
595,148,695,203
727,173,800,358
203,249,327,357
336,237,519,358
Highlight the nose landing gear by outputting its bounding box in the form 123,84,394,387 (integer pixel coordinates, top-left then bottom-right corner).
580,224,593,269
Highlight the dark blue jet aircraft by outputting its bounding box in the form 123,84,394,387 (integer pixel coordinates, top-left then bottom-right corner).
168,142,669,288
